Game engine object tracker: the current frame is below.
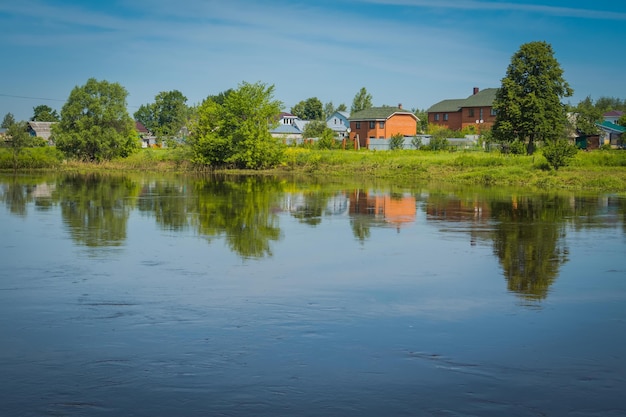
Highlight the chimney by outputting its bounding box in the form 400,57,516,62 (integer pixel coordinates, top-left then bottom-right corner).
473,87,479,95
398,103,402,109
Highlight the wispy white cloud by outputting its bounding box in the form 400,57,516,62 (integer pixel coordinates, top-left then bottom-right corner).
358,0,626,21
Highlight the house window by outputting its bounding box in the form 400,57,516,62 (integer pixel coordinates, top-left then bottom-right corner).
490,108,497,116
443,113,448,121
379,121,385,128
369,121,375,129
356,122,361,129
468,108,475,117
434,114,440,121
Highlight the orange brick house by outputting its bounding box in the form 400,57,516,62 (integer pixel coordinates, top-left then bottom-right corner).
349,106,418,149
427,87,498,132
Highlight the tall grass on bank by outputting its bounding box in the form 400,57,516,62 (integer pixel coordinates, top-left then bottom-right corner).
3,146,626,191
0,147,64,169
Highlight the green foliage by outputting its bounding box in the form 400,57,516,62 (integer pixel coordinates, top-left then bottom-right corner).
493,41,573,154
1,112,15,128
0,146,63,169
291,97,324,120
134,90,189,139
413,108,428,133
500,140,527,155
573,96,602,135
351,87,373,115
190,81,285,169
302,120,327,139
31,105,60,122
542,138,578,170
316,128,338,150
411,135,422,149
594,97,626,112
54,78,138,161
389,133,404,150
134,104,155,132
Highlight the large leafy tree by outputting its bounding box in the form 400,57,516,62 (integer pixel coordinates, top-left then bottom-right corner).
134,90,188,139
492,41,573,154
31,105,60,122
190,81,284,169
53,78,138,161
291,97,323,120
351,87,373,115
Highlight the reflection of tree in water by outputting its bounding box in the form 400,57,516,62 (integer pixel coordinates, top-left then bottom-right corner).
491,195,571,301
1,180,29,216
56,173,137,247
136,180,191,231
194,176,283,259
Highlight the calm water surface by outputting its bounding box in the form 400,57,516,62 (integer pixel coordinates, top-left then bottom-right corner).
1,172,625,416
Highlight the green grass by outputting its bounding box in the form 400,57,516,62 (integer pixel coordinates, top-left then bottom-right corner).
3,146,626,191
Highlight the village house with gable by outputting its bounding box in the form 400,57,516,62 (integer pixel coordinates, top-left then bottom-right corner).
427,87,498,132
348,105,418,149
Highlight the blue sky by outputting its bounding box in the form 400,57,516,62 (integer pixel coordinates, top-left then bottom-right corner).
1,0,625,121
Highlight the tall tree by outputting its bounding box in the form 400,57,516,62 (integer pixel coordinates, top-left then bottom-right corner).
595,97,626,113
323,101,335,119
351,87,373,115
492,41,573,154
153,90,188,137
53,78,138,161
1,112,16,128
134,90,188,139
133,104,156,132
31,105,60,122
290,97,323,120
573,96,602,136
191,81,284,169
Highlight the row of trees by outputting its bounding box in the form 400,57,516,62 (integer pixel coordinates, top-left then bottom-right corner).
2,41,624,170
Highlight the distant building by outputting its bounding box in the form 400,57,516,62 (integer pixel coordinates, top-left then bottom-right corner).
349,105,418,149
427,87,497,131
27,121,56,145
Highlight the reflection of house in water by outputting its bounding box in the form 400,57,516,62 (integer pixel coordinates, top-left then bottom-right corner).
348,190,416,230
280,192,349,216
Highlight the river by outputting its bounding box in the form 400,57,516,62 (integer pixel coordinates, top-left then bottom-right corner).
1,172,625,416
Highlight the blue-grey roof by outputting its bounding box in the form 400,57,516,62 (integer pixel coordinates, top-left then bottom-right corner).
270,124,302,134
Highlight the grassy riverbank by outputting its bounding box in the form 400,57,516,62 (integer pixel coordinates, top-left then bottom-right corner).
2,147,626,192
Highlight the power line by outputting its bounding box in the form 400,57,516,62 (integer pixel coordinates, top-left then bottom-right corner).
0,93,66,102
0,93,140,108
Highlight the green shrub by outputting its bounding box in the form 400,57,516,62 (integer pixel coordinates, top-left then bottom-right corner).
542,139,578,170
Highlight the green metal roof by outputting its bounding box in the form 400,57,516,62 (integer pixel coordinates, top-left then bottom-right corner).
463,88,498,107
349,107,416,121
597,120,626,133
426,99,465,113
427,88,498,113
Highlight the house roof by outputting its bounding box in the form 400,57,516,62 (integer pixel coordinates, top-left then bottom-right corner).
597,120,626,133
603,110,624,118
135,121,149,133
463,88,498,107
27,121,56,139
349,107,417,121
427,88,498,113
427,99,466,113
271,124,302,134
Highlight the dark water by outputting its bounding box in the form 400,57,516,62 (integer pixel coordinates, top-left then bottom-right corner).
1,172,625,416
